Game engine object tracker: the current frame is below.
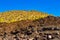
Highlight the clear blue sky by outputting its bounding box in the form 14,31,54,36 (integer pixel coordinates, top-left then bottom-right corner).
0,0,60,16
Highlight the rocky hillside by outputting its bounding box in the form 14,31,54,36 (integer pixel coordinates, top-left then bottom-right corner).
0,10,60,40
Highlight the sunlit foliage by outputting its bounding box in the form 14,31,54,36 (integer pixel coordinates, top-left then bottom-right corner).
0,10,49,23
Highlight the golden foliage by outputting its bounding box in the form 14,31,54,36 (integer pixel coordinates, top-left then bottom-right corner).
0,10,49,23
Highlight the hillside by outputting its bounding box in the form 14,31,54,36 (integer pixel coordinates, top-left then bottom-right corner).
0,10,60,40
0,16,60,40
0,10,49,23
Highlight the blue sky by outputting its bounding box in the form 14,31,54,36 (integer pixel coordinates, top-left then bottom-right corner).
0,0,60,16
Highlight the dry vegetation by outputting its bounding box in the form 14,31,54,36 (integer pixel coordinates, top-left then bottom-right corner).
0,10,49,23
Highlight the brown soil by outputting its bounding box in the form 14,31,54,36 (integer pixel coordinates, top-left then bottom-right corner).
0,16,60,40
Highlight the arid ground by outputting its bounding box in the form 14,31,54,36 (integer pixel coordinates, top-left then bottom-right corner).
0,11,60,40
